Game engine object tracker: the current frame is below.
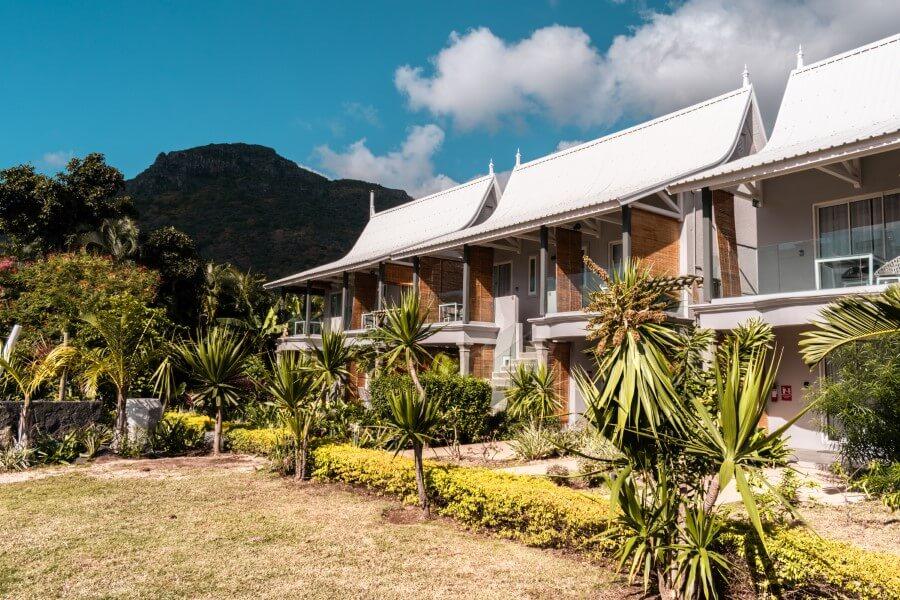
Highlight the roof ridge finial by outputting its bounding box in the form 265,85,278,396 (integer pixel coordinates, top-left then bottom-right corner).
796,44,804,69
515,148,521,167
741,64,750,87
369,190,375,218
488,158,494,175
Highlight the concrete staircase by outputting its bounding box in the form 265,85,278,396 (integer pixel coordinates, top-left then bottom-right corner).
490,345,539,390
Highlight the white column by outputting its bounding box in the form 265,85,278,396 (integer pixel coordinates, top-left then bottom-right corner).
458,344,471,376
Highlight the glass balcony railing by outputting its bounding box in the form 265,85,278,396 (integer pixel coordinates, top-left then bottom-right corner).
438,302,463,322
758,239,895,294
291,320,323,336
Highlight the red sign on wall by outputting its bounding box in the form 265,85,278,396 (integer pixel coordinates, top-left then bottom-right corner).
780,385,792,402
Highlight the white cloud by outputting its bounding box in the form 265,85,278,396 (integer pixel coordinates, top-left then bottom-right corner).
315,124,458,198
556,140,585,151
395,1,900,130
41,150,75,168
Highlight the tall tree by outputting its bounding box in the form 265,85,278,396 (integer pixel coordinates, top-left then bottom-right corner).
0,153,133,255
264,352,318,479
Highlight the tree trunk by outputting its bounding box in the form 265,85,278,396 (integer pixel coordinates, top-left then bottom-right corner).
413,441,429,517
57,330,69,402
113,390,127,453
703,477,721,513
213,402,223,455
298,436,308,481
16,393,33,450
407,358,424,399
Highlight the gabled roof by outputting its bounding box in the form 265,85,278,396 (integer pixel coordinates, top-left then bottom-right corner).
671,34,900,191
265,174,500,287
395,86,756,258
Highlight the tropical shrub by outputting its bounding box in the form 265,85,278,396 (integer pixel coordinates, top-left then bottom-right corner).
504,363,560,426
149,417,207,456
508,422,558,460
162,411,214,433
545,464,572,486
808,335,900,465
850,461,900,511
78,424,113,459
370,371,492,444
0,447,31,472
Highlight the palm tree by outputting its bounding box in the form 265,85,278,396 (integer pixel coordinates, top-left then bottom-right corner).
370,291,440,513
0,341,71,449
78,217,140,262
308,329,357,403
264,352,318,479
504,363,560,427
800,284,900,365
169,327,250,454
384,387,441,515
78,299,164,451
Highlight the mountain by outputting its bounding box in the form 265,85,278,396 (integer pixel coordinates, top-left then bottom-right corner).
127,143,412,279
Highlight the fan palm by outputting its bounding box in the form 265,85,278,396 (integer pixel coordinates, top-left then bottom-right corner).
799,284,900,365
0,341,72,449
169,328,250,454
308,328,357,403
264,352,318,479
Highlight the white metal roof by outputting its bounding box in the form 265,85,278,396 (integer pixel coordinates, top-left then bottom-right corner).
671,34,900,191
395,86,754,257
266,174,499,287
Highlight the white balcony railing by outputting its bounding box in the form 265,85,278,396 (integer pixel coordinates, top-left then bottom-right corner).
438,302,463,322
361,310,387,330
292,320,323,336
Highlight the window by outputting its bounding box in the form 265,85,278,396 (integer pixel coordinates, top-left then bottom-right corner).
329,292,342,317
815,194,899,288
493,262,512,297
527,256,537,295
609,241,623,275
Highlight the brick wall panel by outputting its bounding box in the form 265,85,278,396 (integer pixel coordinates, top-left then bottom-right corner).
351,272,377,329
468,246,494,322
632,208,680,277
469,344,494,379
713,190,741,298
555,228,583,312
548,342,571,424
384,263,413,286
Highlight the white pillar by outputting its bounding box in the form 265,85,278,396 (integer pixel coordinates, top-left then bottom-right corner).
458,344,471,376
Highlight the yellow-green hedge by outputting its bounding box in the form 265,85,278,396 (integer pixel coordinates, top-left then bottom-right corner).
729,527,900,599
225,427,288,455
311,443,617,551
162,412,213,434
312,444,900,599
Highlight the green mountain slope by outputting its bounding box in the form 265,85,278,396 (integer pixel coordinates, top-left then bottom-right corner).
127,143,411,279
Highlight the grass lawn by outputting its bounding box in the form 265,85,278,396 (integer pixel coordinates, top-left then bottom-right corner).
0,456,629,600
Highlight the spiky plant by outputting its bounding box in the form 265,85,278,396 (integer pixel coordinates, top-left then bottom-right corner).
167,327,250,454
308,328,357,403
384,387,441,515
369,291,436,396
264,351,318,479
504,363,560,426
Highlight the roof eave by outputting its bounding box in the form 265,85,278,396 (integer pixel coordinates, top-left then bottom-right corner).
668,130,900,193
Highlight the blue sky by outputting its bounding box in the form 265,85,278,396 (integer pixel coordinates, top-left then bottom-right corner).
1,1,897,197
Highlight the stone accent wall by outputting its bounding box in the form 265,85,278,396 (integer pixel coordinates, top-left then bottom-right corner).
418,257,463,322
0,401,103,440
632,208,681,277
555,227,583,312
713,190,741,298
351,272,377,329
384,263,413,286
470,344,494,379
548,342,571,424
468,246,494,322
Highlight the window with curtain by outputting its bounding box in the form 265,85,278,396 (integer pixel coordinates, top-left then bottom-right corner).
885,193,900,262
493,263,512,297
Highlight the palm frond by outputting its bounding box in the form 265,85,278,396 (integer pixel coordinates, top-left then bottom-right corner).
800,285,900,365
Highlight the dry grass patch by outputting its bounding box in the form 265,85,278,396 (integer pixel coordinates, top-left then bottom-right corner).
0,456,630,600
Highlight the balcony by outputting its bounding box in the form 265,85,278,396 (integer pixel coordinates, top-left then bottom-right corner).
758,239,896,294
361,310,387,330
